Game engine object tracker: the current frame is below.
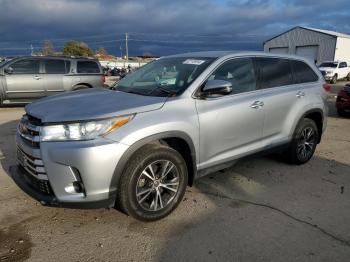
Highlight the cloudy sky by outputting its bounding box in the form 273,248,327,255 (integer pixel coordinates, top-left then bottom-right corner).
0,0,349,56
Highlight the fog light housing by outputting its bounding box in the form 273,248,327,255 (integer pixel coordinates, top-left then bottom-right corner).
73,181,84,193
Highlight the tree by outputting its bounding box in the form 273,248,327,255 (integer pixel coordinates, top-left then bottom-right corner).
62,41,94,57
96,47,108,56
142,52,153,58
42,40,55,55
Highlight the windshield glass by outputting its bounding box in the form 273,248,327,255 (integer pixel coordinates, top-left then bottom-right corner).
319,62,338,68
115,57,214,96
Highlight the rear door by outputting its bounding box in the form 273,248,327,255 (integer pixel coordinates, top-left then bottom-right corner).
4,58,44,100
255,57,319,147
42,58,67,95
75,60,103,87
196,57,265,169
254,57,298,147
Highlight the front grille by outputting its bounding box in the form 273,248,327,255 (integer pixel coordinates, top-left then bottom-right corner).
27,114,42,126
18,115,41,148
17,148,53,195
21,166,53,195
17,147,48,180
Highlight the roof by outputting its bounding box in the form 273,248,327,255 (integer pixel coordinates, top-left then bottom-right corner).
162,51,312,62
302,27,350,39
264,26,350,44
166,51,236,58
7,55,98,61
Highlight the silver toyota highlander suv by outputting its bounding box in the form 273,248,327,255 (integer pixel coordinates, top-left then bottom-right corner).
11,51,329,221
0,56,104,105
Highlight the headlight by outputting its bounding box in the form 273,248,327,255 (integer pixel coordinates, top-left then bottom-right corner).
326,71,333,75
41,115,134,141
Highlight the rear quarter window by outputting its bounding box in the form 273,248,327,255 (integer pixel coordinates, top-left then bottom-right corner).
291,60,318,84
77,61,100,74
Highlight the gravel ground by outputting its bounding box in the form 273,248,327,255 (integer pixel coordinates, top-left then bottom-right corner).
0,84,350,262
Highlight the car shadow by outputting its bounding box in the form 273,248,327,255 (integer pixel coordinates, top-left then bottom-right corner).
155,154,350,261
0,119,19,177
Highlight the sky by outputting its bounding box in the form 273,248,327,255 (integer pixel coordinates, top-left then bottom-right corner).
0,0,349,57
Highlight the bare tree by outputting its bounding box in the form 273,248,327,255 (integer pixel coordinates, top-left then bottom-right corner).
42,40,55,55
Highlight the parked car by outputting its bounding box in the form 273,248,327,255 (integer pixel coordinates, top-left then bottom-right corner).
318,61,350,84
336,83,350,116
0,56,105,105
11,51,328,221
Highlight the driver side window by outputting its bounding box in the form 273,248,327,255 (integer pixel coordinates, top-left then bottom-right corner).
208,58,257,94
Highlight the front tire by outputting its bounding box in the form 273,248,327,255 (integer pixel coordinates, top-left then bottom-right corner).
117,144,188,221
284,118,318,165
331,74,337,84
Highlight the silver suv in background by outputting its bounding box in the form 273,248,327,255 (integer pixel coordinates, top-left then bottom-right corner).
11,51,328,221
0,56,105,105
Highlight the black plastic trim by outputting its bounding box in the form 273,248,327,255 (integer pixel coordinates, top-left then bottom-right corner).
10,165,114,209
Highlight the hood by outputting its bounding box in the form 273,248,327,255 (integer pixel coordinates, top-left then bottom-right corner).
318,67,335,71
25,88,167,123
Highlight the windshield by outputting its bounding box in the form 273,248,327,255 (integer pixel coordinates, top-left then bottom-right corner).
319,62,338,68
115,57,214,96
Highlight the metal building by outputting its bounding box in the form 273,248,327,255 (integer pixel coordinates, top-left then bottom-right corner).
263,26,350,64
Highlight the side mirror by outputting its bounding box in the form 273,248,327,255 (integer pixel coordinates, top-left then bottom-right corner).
4,67,14,74
201,80,232,98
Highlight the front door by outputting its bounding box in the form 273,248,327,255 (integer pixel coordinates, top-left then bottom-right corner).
4,58,44,100
196,57,265,170
338,62,348,79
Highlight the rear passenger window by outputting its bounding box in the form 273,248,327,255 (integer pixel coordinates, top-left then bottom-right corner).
45,59,66,74
10,59,40,74
257,58,293,89
207,58,257,94
77,61,100,73
291,60,318,84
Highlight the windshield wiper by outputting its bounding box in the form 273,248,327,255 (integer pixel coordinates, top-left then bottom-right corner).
147,85,177,97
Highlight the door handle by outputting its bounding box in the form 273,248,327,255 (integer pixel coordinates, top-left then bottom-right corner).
296,91,305,98
33,75,41,80
250,101,264,109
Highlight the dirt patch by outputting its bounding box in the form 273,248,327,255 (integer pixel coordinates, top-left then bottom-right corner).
0,217,36,262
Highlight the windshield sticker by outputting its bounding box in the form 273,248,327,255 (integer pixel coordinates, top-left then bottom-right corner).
183,59,206,65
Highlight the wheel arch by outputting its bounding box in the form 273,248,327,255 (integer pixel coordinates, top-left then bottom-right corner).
109,131,197,203
295,108,324,143
73,83,93,90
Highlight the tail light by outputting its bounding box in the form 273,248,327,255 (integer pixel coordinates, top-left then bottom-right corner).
323,83,331,92
101,75,106,83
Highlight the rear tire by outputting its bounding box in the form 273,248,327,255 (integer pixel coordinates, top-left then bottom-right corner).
347,73,350,81
284,118,318,165
117,144,188,221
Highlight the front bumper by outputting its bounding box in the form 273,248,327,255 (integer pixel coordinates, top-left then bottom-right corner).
10,165,114,208
14,132,129,208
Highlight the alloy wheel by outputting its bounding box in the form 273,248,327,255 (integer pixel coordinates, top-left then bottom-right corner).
136,160,180,212
297,127,316,161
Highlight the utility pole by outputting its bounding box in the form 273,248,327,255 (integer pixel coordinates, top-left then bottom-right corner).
30,44,34,56
125,32,129,64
